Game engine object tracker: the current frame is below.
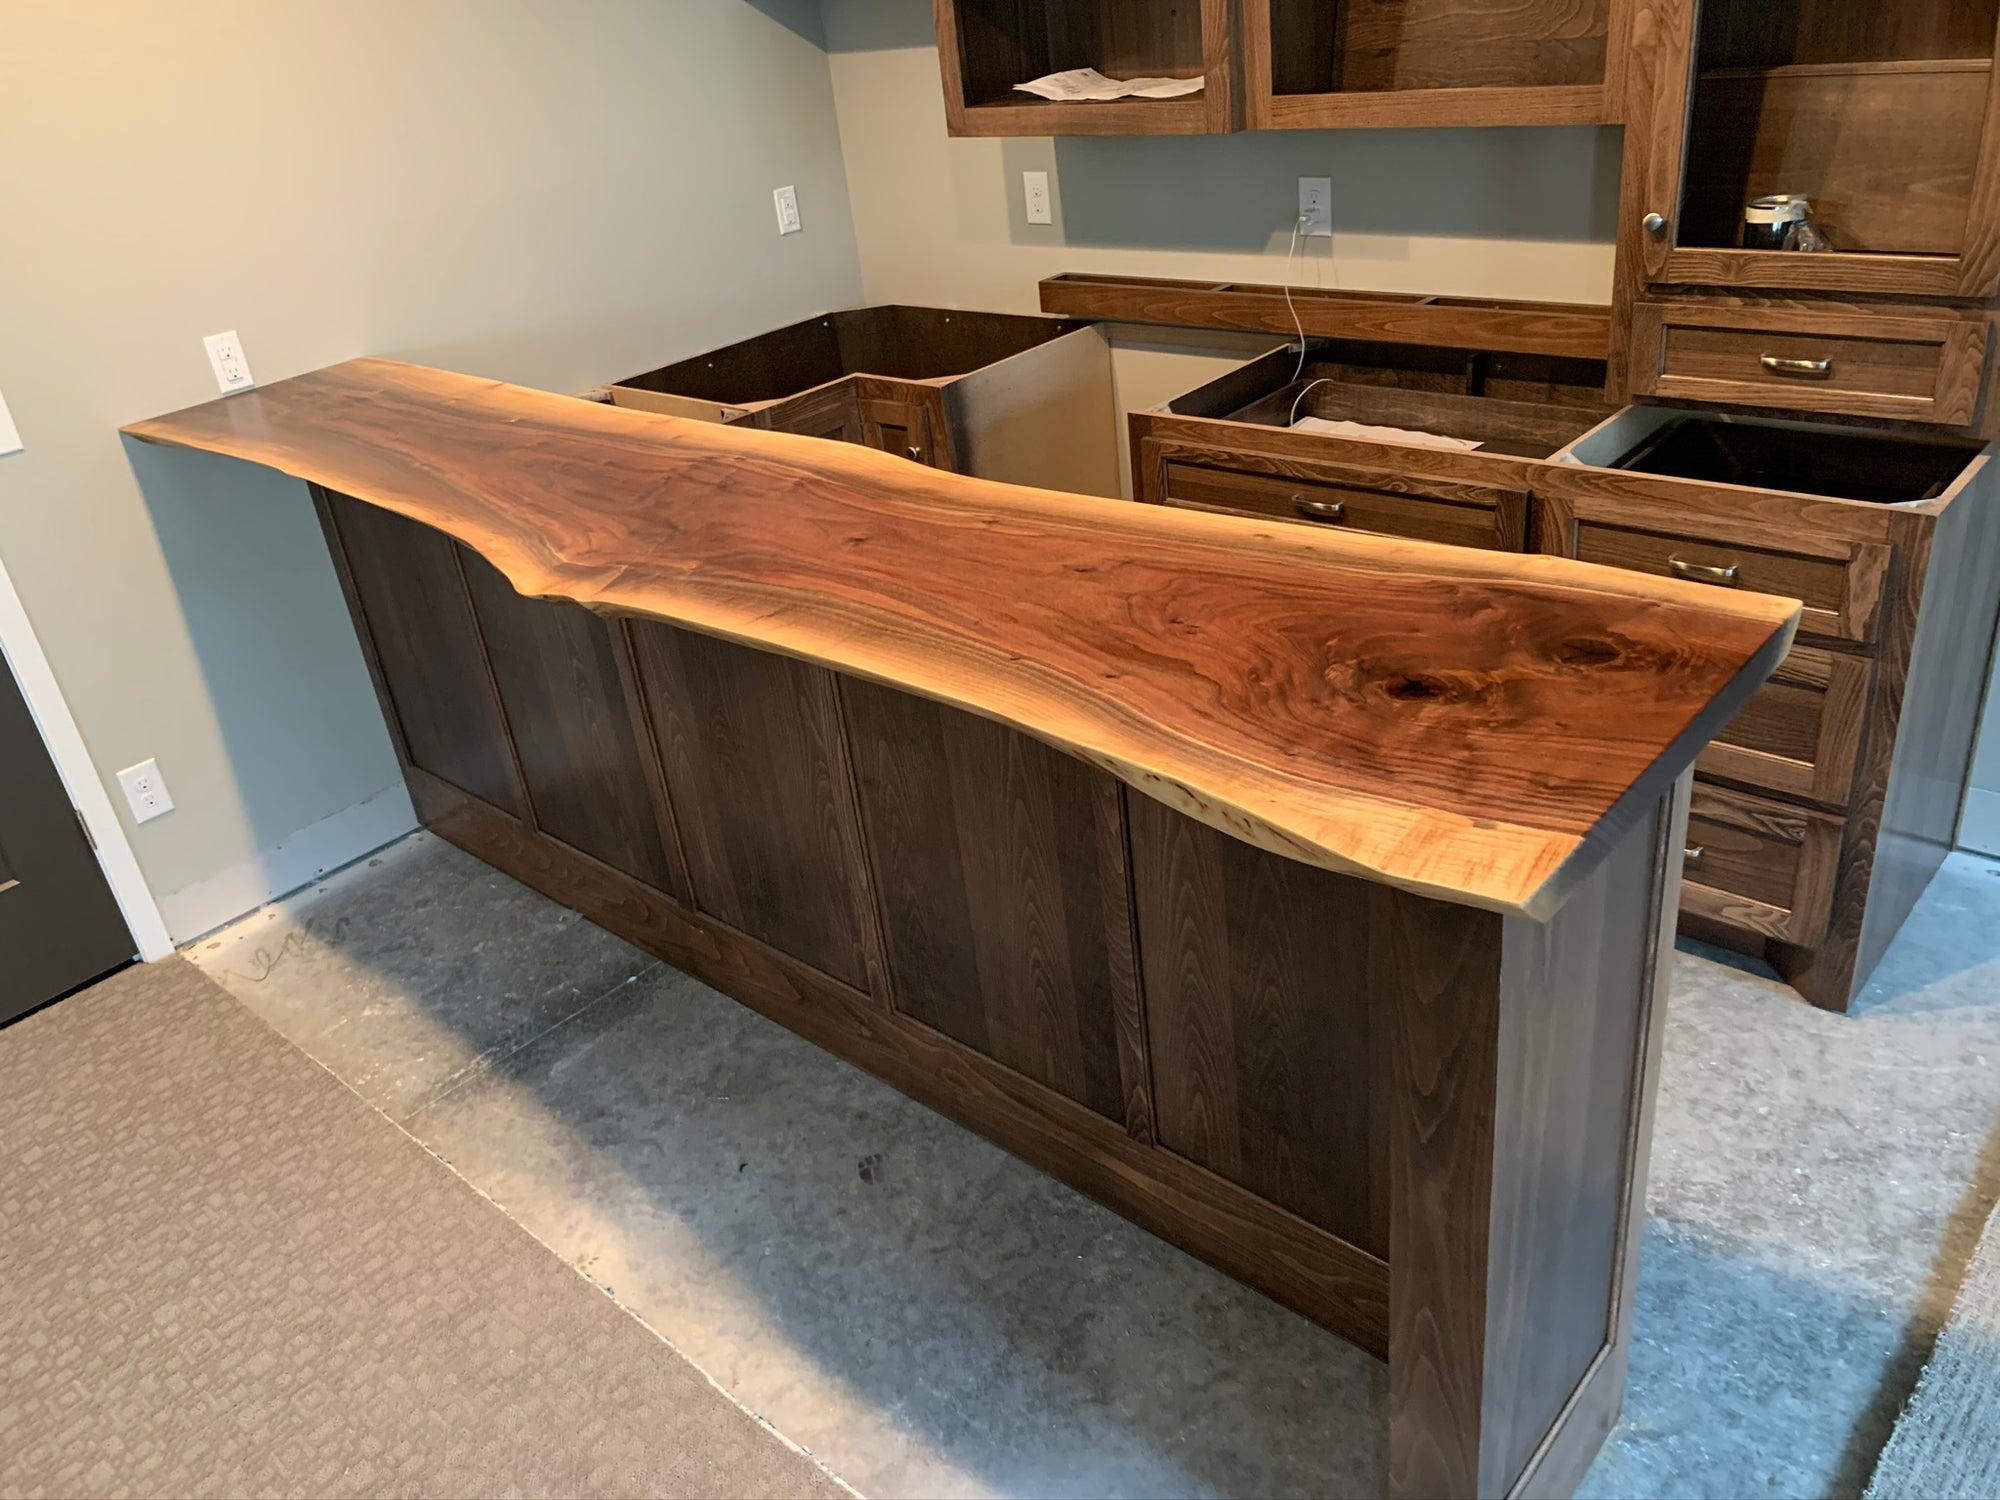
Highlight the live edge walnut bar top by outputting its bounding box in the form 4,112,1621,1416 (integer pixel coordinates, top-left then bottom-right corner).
125,358,1799,919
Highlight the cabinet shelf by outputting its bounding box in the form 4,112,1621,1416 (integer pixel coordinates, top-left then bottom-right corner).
935,0,1237,137
1245,0,1626,130
1679,56,1993,259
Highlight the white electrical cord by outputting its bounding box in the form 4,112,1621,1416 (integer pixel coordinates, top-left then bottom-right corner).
1282,213,1309,381
1288,377,1336,427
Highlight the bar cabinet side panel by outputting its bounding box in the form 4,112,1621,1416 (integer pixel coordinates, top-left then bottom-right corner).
1483,790,1669,1494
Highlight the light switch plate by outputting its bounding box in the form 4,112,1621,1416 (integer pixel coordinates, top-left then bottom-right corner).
116,758,175,824
773,185,802,235
1023,170,1053,225
0,390,20,457
1299,176,1333,237
203,330,255,394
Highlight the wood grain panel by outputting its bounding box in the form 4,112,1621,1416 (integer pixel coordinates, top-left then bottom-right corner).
1479,785,1661,1491
1038,272,1613,360
627,620,877,991
125,359,1798,920
1697,644,1871,806
456,549,680,892
842,679,1133,1124
1681,781,1843,946
1129,795,1390,1255
405,761,1392,1355
1630,300,1990,427
1387,786,1675,1499
319,491,522,816
1156,453,1526,550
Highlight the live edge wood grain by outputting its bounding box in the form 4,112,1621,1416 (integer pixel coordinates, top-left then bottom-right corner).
125,359,1796,923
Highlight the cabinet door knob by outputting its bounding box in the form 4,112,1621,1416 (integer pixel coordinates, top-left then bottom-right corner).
1642,212,1667,236
1293,496,1347,523
1760,355,1833,379
1684,845,1706,867
906,445,924,462
1669,556,1740,586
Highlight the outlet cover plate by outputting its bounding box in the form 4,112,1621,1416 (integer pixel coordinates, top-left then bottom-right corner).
774,185,802,235
203,331,256,394
1023,170,1053,225
1299,177,1333,237
116,758,175,824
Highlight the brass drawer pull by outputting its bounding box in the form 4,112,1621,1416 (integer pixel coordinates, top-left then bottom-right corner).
1684,845,1706,867
1669,557,1741,587
1760,355,1833,379
1293,496,1347,523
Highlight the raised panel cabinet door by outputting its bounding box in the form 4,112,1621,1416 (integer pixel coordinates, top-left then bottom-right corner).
456,550,684,898
0,655,133,1022
757,379,866,446
840,679,1145,1128
1127,793,1391,1256
319,489,524,818
627,620,877,991
853,377,953,469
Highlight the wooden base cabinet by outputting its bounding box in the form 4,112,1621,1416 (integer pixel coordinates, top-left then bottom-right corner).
590,305,1121,497
312,479,1701,1498
1132,346,2000,1012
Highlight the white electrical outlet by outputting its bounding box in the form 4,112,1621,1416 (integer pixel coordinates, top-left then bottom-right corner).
116,759,175,825
773,185,802,236
203,330,256,393
1023,170,1053,225
1298,176,1333,237
0,390,21,457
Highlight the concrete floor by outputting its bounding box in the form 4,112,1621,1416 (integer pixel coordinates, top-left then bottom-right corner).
189,832,2000,1499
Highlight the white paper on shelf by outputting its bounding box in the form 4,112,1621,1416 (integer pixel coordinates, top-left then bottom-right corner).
1013,68,1206,102
1288,416,1483,451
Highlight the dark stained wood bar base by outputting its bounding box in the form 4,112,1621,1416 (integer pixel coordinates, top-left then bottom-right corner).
126,366,1792,1499
311,484,1691,1498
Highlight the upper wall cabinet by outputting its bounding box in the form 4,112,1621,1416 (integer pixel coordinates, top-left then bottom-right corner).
1629,0,2000,297
1244,0,1628,128
934,0,1241,136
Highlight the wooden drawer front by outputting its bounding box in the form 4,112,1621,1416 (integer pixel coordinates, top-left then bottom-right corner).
1632,302,1988,428
1679,785,1842,948
1698,646,1872,807
1158,458,1525,551
1568,516,1887,646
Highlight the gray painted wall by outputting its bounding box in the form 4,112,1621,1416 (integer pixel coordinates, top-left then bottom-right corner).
0,0,863,938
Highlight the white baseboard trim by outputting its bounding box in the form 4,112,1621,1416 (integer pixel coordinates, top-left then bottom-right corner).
161,783,417,944
1960,788,2000,859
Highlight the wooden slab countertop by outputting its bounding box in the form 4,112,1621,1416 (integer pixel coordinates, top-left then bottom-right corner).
124,359,1798,919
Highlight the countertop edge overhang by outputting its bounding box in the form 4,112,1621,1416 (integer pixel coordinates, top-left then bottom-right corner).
122,357,1801,920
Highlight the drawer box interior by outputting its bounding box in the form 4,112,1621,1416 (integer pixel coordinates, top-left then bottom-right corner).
1161,339,1614,459
1563,407,1984,505
612,306,1091,410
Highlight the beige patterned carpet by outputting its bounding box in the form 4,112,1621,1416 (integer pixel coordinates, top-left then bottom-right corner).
1868,1183,2000,1499
0,957,845,1499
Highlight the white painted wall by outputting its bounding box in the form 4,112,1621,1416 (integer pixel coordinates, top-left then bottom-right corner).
0,0,863,941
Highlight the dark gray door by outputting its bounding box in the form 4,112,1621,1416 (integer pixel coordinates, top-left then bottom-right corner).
0,654,133,1023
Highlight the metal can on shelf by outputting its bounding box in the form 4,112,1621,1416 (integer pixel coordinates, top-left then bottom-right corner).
1742,194,1830,251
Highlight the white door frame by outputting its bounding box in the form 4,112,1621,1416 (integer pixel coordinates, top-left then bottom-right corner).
0,545,174,962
